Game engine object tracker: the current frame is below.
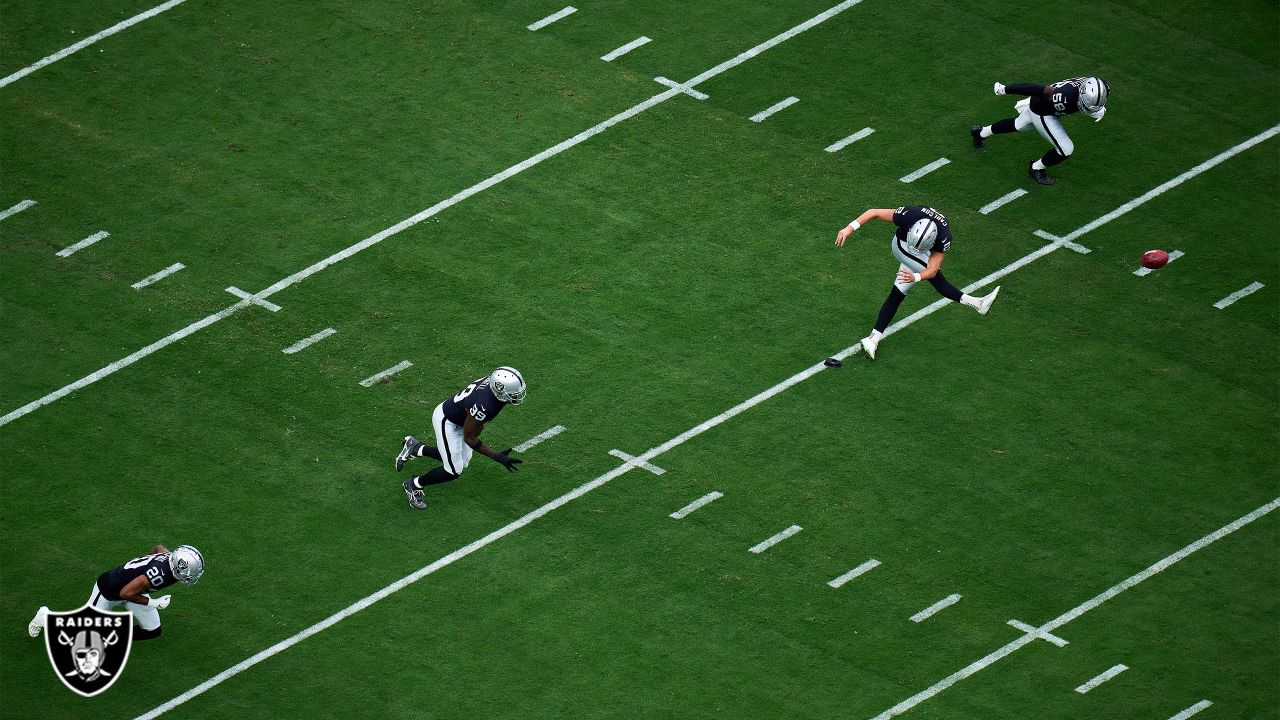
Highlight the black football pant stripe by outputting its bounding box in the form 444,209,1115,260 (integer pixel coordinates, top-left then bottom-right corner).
895,238,929,270
439,415,459,476
1036,114,1066,157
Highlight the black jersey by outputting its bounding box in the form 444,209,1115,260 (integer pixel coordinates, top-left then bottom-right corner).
892,206,952,253
1008,80,1081,117
441,377,506,426
97,553,176,601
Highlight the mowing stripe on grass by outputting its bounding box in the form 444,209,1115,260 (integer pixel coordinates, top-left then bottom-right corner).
1168,700,1212,720
750,96,799,122
827,558,880,588
359,361,413,387
56,231,109,257
979,188,1027,215
869,497,1280,719
1134,250,1183,276
601,36,651,61
514,425,566,452
1074,664,1127,694
0,199,36,221
282,328,336,354
1,0,871,431
899,157,950,183
0,0,188,89
1007,619,1068,647
131,120,1278,719
527,6,576,31
749,525,803,553
131,263,185,289
670,491,723,519
1213,281,1264,309
825,127,874,152
910,594,961,622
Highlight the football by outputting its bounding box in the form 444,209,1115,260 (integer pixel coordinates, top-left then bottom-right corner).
1141,249,1170,269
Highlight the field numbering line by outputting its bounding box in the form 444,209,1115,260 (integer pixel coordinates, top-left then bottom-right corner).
828,559,880,588
869,497,1280,719
1074,664,1128,694
1007,619,1068,647
282,328,336,355
750,96,799,122
825,127,874,152
979,188,1027,215
513,425,566,452
56,231,109,257
527,6,576,31
670,491,723,519
1134,250,1184,276
749,525,803,553
601,36,651,61
899,157,950,183
1168,700,1212,720
0,199,36,221
131,263,185,289
1213,281,1264,309
132,115,1280,720
359,361,413,387
910,594,961,622
0,0,188,89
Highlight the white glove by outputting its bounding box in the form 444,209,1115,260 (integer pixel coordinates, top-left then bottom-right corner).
152,595,172,610
1092,106,1106,122
993,82,1006,96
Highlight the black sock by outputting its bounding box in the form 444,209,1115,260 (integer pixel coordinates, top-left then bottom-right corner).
928,271,963,302
1040,148,1067,167
874,288,907,333
992,118,1017,134
414,467,459,488
134,626,162,641
415,445,441,461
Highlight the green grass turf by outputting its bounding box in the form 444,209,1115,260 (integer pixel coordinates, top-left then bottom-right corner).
1,0,1277,718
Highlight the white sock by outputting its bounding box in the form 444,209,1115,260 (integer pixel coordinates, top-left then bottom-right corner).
980,125,993,138
1031,159,1046,171
960,294,981,309
868,329,883,341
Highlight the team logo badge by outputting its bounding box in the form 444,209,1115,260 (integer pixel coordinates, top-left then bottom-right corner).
43,605,133,697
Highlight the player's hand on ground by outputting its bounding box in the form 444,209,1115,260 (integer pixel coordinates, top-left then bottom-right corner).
897,268,919,284
495,449,523,472
993,82,1006,95
835,226,854,247
153,595,172,610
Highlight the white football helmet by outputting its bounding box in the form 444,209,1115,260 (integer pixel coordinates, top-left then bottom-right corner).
489,366,526,405
906,218,938,252
1074,76,1110,118
170,545,205,585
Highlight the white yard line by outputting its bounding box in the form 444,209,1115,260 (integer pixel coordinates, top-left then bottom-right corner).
282,328,336,355
2,0,871,431
527,6,576,31
0,0,188,89
1134,250,1184,276
225,286,282,312
1074,663,1128,694
749,525,803,553
869,497,1280,719
827,559,880,588
979,188,1027,215
825,127,874,152
750,96,799,122
56,231,109,257
1168,700,1212,720
899,157,950,183
1030,229,1090,255
910,594,961,623
608,449,666,475
601,36,651,62
358,361,413,387
670,491,723,519
130,262,185,289
1007,619,1068,647
0,199,36,221
514,425,566,452
1213,281,1264,309
130,117,1278,719
653,76,709,100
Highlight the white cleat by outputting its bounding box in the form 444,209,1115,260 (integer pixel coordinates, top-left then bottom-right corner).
28,606,48,638
977,286,1001,315
860,334,879,360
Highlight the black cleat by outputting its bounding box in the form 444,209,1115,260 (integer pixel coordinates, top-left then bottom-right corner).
396,435,422,472
403,477,427,510
970,125,984,148
1028,161,1055,185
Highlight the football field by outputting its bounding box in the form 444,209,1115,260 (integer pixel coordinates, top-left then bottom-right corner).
2,1,1278,718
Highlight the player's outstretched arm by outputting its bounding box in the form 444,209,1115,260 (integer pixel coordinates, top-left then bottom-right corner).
897,250,946,284
835,208,894,246
118,576,155,606
463,417,522,472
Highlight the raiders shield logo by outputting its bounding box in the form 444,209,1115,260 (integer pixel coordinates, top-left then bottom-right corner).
43,605,133,697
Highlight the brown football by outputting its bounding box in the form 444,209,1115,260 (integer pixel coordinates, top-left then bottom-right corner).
1141,249,1169,269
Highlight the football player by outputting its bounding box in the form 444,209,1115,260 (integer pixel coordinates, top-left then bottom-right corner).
836,206,1000,359
395,366,526,510
970,76,1110,185
28,544,205,641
